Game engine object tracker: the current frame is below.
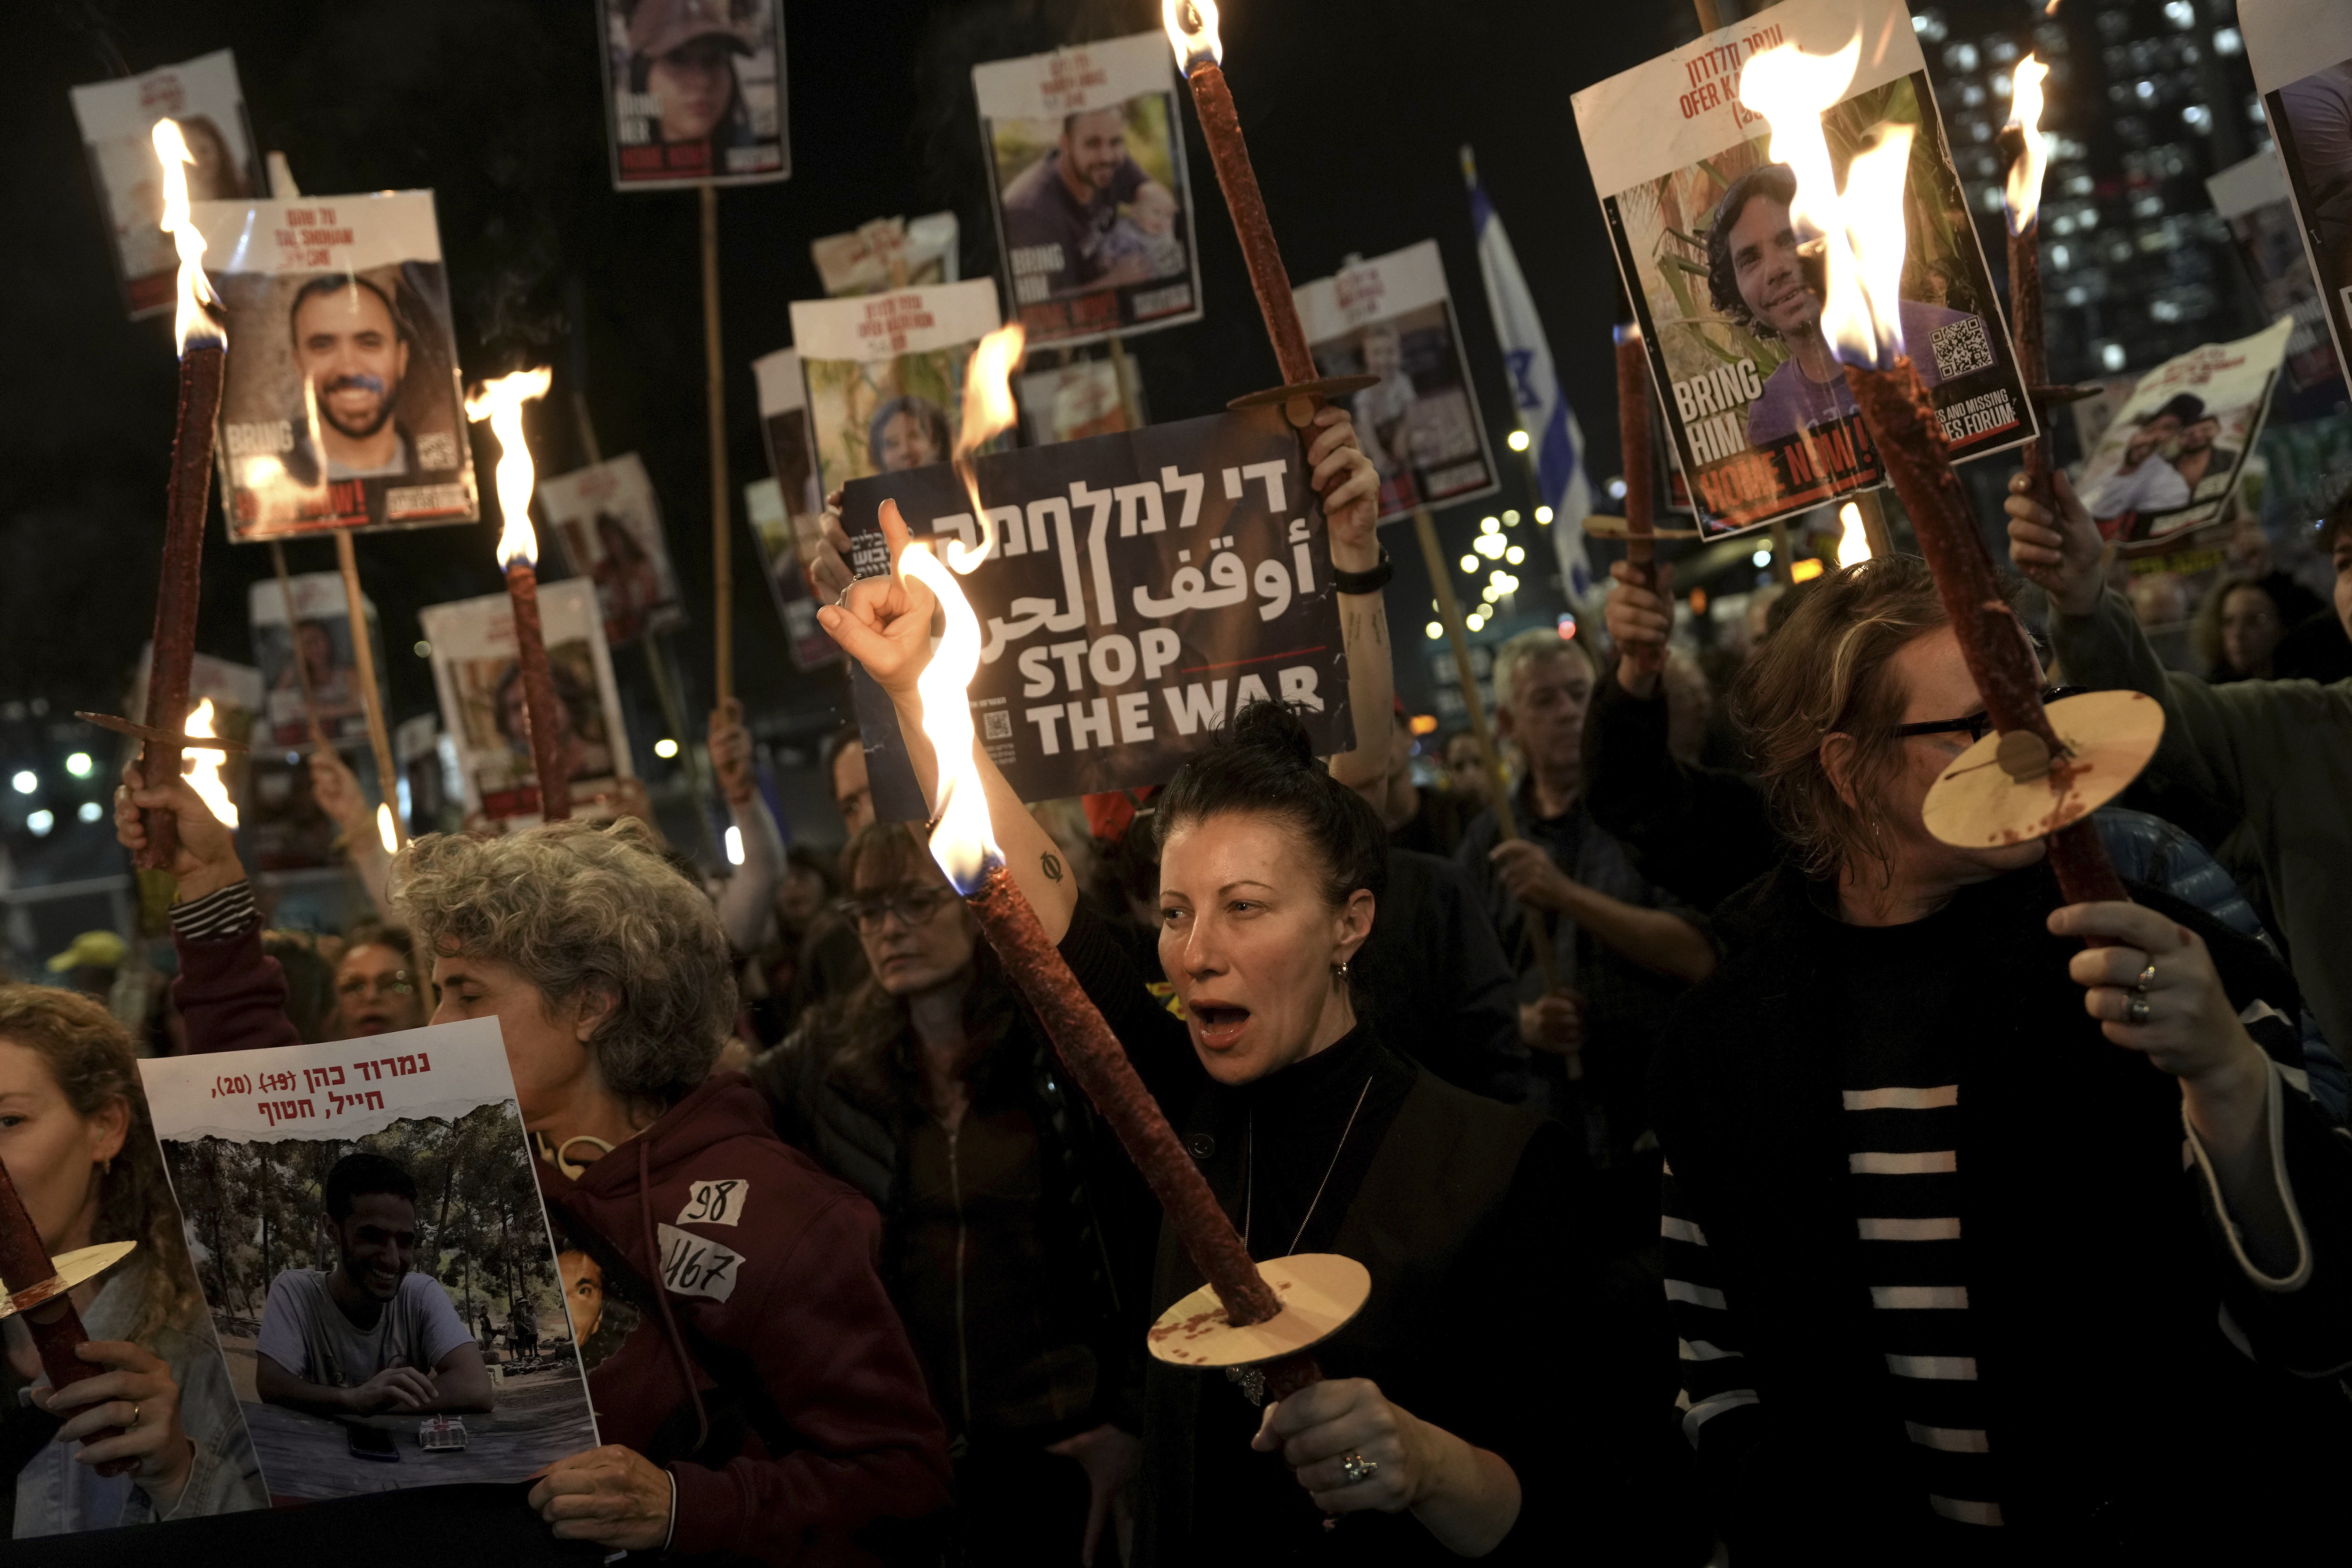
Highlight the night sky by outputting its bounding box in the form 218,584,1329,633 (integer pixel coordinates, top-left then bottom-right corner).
3,0,1690,848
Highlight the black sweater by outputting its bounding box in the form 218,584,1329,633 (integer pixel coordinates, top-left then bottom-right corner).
1654,862,2352,1562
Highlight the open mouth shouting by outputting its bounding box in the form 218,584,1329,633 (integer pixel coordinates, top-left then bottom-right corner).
1187,998,1252,1053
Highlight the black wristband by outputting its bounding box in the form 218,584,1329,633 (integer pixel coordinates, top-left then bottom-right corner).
1330,545,1393,596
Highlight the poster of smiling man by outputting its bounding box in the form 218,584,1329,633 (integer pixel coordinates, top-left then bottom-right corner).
597,0,789,189
974,31,1204,348
189,191,478,540
1571,0,2034,537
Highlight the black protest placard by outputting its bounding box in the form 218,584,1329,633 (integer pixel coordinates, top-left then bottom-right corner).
842,407,1350,809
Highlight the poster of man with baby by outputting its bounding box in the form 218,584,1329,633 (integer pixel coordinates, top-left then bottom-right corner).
973,31,1205,349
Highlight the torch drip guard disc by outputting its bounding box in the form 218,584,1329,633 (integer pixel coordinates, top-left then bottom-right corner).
1921,690,2164,850
1226,374,1382,415
0,1240,138,1321
1146,1252,1372,1369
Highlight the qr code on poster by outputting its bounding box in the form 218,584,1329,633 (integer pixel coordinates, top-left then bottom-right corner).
1930,316,1996,380
983,710,1012,740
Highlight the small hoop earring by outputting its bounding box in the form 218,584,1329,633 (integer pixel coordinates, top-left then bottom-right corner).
1332,959,1351,982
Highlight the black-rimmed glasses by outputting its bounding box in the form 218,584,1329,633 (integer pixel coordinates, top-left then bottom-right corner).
1892,685,2086,744
836,884,957,931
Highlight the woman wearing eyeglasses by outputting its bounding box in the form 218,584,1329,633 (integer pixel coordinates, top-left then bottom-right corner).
330,922,426,1037
749,821,1163,1567
1649,552,2350,1560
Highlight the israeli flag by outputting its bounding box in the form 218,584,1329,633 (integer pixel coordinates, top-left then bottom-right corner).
1464,146,1595,601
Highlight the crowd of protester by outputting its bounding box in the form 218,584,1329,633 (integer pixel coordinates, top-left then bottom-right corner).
4,415,2347,1562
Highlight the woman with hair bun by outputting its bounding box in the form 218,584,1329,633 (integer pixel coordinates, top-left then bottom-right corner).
819,463,1680,1561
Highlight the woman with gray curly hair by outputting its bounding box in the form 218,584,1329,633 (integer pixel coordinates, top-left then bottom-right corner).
115,772,951,1560
386,819,950,1557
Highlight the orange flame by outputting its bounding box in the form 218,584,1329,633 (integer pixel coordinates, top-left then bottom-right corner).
899,539,1001,892
1162,0,1222,74
184,698,238,828
1835,501,1873,566
464,369,553,568
151,118,223,355
1738,39,1914,371
947,324,1026,573
2004,54,2051,234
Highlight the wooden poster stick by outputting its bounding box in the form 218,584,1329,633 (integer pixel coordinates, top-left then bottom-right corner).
268,541,332,752
701,184,732,711
333,531,407,849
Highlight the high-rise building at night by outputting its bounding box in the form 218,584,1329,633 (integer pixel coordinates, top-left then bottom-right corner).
1914,1,2267,385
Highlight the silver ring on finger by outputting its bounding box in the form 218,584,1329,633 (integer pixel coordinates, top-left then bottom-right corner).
2126,991,2151,1027
1337,1451,1379,1487
2135,962,2157,990
129,1402,141,1428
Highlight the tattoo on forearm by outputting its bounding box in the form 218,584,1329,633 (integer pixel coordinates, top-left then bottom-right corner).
1041,851,1065,883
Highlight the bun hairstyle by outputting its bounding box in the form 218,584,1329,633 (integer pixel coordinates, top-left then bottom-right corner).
1153,700,1389,920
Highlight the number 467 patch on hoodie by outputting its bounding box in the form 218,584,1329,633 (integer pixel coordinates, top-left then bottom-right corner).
658,1223,744,1303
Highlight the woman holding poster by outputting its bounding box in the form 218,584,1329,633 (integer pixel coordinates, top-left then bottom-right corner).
1,988,266,1536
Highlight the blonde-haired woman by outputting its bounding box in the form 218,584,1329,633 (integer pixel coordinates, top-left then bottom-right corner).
1652,553,2349,1559
0,986,265,1535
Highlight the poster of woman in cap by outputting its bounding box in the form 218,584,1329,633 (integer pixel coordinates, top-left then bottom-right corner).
68,49,259,322
597,0,789,189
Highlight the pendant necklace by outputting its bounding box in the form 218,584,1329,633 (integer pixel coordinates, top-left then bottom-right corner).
1225,1072,1375,1406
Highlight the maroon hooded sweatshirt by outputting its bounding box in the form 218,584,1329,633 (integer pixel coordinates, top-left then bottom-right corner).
172,904,953,1563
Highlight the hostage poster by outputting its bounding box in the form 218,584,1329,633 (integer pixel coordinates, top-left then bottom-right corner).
750,348,844,670
1570,0,2034,537
68,49,259,321
416,578,633,825
2208,149,2344,402
788,280,1005,499
973,31,1204,348
811,212,960,296
1294,239,1501,523
189,190,479,539
2245,0,2352,393
840,406,1350,805
247,569,384,751
139,1018,599,1502
2073,316,2293,552
537,454,686,648
596,0,789,189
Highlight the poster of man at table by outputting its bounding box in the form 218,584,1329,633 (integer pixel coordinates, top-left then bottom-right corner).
1570,0,2034,537
138,1018,598,1502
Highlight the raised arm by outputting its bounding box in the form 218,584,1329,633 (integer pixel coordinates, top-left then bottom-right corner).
1308,408,1391,790
816,499,1080,941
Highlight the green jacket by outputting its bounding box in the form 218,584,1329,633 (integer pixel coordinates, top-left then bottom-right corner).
2052,587,2352,1055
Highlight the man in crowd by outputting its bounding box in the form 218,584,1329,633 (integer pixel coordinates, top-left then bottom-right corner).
255,1152,496,1418
287,274,418,481
999,106,1154,296
2007,468,2352,1059
1455,628,1715,1192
